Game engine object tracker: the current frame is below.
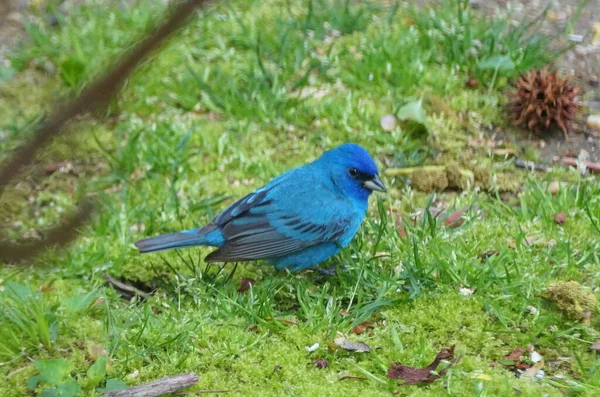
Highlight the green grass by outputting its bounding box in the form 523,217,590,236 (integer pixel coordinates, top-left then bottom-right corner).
1,0,600,396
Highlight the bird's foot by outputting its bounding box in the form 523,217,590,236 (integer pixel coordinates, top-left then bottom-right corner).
313,264,346,282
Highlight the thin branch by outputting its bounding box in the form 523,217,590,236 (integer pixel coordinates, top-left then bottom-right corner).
0,199,94,262
104,372,199,397
0,0,213,262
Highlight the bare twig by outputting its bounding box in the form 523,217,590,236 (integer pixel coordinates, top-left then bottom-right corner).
514,159,550,172
0,199,94,262
561,157,600,173
104,273,152,299
104,372,199,397
0,0,212,263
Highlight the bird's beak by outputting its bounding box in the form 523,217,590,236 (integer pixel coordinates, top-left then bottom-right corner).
363,175,387,193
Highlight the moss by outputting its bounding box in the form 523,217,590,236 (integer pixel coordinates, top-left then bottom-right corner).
445,160,474,190
411,167,449,192
493,173,521,193
472,165,492,189
546,280,597,320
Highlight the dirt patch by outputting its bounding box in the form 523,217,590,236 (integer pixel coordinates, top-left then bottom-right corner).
472,0,600,164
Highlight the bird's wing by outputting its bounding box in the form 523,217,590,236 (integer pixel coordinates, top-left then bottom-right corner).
204,170,355,263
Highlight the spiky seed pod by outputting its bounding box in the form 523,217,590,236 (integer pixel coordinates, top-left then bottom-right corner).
508,67,580,135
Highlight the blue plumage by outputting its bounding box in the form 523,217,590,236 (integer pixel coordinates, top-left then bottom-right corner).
134,143,386,271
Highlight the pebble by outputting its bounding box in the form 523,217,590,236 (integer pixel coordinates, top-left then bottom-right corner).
587,115,600,132
380,114,397,132
568,34,584,43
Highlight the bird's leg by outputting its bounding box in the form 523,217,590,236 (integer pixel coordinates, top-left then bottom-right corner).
224,262,239,284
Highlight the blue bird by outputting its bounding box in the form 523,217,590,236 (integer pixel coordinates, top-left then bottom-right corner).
134,143,386,272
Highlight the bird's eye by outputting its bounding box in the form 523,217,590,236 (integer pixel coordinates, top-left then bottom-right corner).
348,168,359,177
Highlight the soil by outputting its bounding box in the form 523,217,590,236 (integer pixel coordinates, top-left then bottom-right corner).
471,0,600,165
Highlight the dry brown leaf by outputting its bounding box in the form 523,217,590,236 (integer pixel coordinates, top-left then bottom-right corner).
465,77,479,88
92,297,105,307
339,309,351,317
590,341,600,355
88,344,108,360
40,281,56,293
237,277,256,293
334,333,371,353
492,149,517,157
554,212,566,224
444,211,465,228
387,346,457,385
42,161,72,175
523,360,544,378
398,224,407,238
500,347,529,371
352,321,375,335
313,359,328,369
561,157,600,174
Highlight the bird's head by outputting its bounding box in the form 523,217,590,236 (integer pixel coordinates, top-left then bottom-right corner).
315,143,386,201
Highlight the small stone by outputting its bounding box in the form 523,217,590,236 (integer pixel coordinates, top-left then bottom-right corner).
380,114,397,132
530,351,543,363
587,115,600,131
305,343,319,352
548,180,561,195
527,305,538,315
568,34,584,43
459,286,476,295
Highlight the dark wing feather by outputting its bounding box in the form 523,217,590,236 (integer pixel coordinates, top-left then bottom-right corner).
203,171,354,263
205,213,352,263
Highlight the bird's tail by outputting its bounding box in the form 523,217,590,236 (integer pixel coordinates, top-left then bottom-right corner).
134,229,207,254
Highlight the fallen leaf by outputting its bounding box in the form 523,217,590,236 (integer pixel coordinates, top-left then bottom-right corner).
339,309,351,317
352,321,375,335
398,224,407,238
547,180,561,195
503,347,525,361
313,359,328,369
42,161,72,175
590,341,600,355
91,297,105,307
465,77,479,88
554,212,566,224
40,281,56,293
444,211,465,228
561,157,600,174
88,344,108,361
506,238,516,249
522,360,544,378
387,345,457,385
499,347,529,370
492,148,516,157
334,333,371,353
524,236,538,246
237,278,256,293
